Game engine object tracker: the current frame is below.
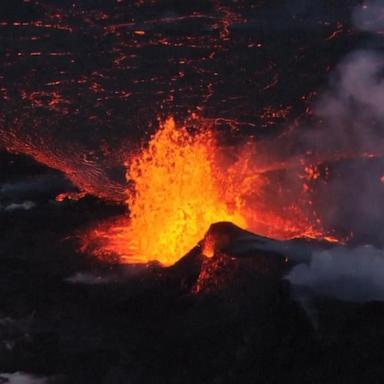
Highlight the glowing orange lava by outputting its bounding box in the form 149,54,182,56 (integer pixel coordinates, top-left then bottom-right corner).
83,116,330,266
93,117,246,265
126,117,249,264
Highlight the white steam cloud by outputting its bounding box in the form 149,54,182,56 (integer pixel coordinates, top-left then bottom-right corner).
288,0,384,244
65,272,116,285
0,373,49,384
287,246,384,302
1,201,36,212
65,266,148,285
280,2,384,304
313,50,384,153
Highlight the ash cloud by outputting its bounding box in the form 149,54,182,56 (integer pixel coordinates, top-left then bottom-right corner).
287,246,384,302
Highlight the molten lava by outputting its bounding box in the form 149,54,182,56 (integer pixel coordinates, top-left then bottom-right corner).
83,116,330,266
91,117,246,265
126,117,249,264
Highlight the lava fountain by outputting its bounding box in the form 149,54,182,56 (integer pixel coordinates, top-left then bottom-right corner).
83,116,328,266
86,117,247,265
125,117,248,264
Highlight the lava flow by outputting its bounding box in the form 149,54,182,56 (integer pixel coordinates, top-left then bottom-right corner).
83,116,327,266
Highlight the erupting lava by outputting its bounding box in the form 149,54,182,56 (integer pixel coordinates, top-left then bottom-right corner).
84,116,329,266
89,117,246,265
126,117,248,264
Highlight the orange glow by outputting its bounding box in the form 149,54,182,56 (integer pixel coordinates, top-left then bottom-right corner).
56,191,87,202
126,117,248,265
94,117,246,265
83,116,331,266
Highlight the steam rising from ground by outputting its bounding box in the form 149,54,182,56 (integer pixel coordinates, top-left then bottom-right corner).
0,373,50,384
0,175,71,202
1,201,35,212
65,267,147,284
282,1,384,303
287,246,384,302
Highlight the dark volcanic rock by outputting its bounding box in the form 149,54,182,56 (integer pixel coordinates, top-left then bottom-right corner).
2,207,384,384
1,184,384,384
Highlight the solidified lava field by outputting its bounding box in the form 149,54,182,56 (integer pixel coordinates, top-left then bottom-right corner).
2,1,384,383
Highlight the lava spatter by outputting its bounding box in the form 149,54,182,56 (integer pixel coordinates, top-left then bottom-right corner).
82,117,328,266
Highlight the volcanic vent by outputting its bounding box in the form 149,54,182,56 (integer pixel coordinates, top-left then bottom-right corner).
82,115,328,266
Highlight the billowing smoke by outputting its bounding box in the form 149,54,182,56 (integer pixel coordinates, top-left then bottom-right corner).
308,50,384,243
312,0,384,154
282,1,384,303
287,245,384,302
283,0,384,244
352,0,384,32
315,50,384,152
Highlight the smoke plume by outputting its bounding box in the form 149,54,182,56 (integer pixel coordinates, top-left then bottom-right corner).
283,1,384,304
0,372,50,384
280,0,384,243
287,246,384,302
352,0,384,32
